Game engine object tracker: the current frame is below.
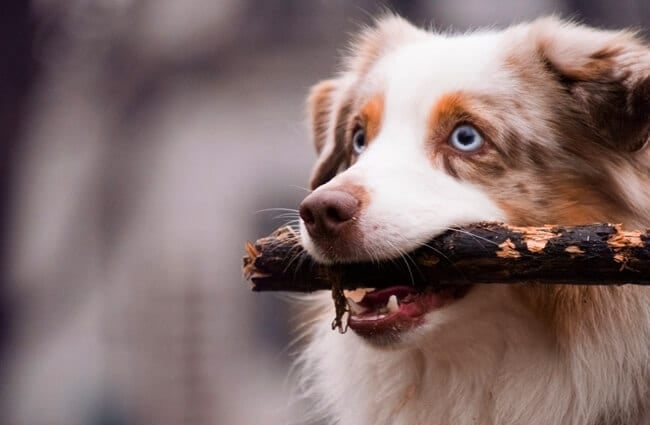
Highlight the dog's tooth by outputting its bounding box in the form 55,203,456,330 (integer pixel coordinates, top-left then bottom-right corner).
387,295,399,313
347,298,367,315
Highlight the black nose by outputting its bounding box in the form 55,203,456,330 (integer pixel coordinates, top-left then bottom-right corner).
299,189,360,237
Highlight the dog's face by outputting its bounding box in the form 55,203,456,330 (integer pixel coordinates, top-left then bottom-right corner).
298,16,650,345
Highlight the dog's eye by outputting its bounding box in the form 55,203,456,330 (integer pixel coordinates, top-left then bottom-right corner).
449,125,483,152
352,127,366,154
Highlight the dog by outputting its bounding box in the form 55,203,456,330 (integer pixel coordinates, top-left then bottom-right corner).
294,15,650,425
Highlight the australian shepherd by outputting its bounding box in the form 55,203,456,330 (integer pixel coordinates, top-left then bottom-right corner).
294,15,650,425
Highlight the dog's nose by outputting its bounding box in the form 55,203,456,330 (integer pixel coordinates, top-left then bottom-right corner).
299,189,360,237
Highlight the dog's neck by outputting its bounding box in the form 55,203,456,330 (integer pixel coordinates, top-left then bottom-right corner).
300,285,650,425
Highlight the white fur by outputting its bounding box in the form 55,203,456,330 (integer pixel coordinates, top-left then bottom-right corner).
297,285,650,425
297,19,650,425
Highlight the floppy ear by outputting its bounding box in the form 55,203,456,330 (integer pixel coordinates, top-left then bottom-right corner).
533,18,650,151
306,79,349,190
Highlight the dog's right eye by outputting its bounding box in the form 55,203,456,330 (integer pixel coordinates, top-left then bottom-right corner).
352,128,366,154
449,124,483,153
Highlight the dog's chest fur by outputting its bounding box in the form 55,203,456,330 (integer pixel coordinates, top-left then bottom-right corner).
300,286,650,425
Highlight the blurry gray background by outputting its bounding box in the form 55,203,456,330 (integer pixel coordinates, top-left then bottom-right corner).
0,1,646,424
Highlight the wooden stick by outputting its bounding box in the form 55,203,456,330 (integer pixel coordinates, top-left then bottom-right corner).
243,223,650,292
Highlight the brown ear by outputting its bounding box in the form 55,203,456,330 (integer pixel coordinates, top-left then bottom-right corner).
533,18,650,151
306,79,350,190
307,79,338,155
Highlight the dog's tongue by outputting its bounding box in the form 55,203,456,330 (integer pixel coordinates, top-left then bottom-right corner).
346,286,449,319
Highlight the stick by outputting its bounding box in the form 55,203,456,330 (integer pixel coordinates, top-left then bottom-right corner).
243,223,650,292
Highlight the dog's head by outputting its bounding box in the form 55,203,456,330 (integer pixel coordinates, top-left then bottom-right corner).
298,16,650,344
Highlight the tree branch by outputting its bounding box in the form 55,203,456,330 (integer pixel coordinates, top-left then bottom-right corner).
243,223,650,292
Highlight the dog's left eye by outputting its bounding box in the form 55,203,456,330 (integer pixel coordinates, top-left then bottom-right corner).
449,125,483,152
352,128,366,154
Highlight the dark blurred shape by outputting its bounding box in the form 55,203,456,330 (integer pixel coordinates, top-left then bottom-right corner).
566,0,649,28
0,0,37,380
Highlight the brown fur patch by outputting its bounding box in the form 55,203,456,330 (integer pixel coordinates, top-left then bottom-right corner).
308,94,353,190
337,182,370,213
513,284,623,345
359,94,385,144
426,92,510,181
334,98,354,154
495,178,621,227
307,80,338,154
530,18,650,152
429,92,469,124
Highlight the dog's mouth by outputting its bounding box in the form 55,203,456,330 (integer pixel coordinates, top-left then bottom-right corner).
345,284,473,339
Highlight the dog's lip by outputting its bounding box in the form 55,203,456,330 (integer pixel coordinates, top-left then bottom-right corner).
347,285,472,337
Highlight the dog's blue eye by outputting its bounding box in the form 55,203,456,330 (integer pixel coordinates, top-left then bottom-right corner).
352,128,366,154
449,125,483,152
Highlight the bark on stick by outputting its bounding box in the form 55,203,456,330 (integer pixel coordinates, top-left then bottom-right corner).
242,223,650,292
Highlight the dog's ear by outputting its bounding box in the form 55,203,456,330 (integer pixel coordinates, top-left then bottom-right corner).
306,79,349,190
533,18,650,151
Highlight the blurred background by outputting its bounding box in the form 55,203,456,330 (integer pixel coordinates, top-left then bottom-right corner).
0,1,647,424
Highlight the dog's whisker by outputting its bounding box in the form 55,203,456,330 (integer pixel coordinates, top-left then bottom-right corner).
444,226,499,248
383,237,425,287
288,184,313,193
283,246,308,276
273,213,301,221
273,211,300,216
394,235,469,283
273,213,300,219
288,220,302,230
365,245,379,265
379,241,401,266
385,240,417,287
255,207,300,215
276,218,301,230
422,225,499,248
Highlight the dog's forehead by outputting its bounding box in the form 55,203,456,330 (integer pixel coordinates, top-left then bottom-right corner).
364,31,510,122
